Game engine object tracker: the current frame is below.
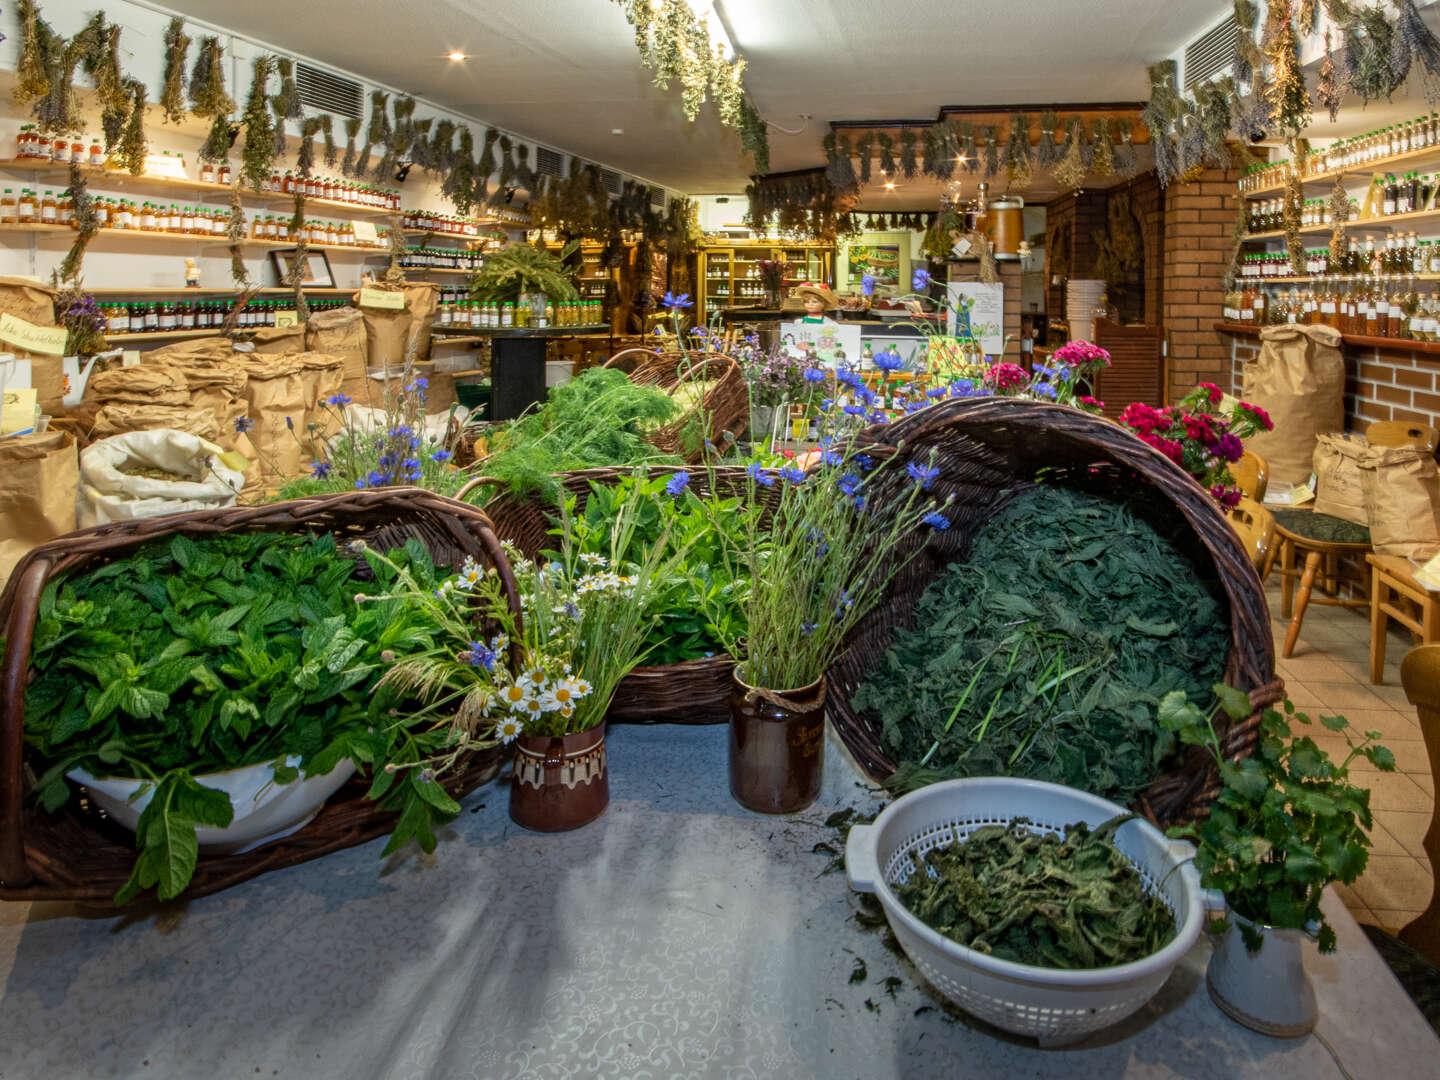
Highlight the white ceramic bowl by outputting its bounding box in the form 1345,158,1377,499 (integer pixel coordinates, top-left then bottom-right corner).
69,756,357,856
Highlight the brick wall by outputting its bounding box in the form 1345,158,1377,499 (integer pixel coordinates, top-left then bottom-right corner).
1163,164,1242,400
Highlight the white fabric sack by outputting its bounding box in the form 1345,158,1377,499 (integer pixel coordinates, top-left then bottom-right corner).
342,404,470,443
78,429,247,527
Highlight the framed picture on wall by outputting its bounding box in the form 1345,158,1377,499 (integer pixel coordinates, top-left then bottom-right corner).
269,249,335,288
847,244,901,288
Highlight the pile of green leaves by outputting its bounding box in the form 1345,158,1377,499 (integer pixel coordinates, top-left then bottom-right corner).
23,532,466,903
560,471,749,664
853,483,1228,803
477,367,684,503
1162,683,1394,953
894,815,1176,969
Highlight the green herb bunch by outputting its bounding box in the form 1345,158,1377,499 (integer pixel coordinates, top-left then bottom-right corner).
1161,683,1394,953
469,240,580,305
23,532,484,902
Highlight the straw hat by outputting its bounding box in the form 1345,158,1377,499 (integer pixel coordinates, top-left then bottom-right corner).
792,283,840,310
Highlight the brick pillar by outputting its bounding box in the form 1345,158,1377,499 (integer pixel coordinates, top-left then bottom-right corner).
1162,163,1242,400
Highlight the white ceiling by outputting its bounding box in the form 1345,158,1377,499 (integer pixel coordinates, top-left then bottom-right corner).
163,0,1229,199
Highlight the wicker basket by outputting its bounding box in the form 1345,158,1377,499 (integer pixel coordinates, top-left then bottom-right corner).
830,397,1281,827
0,489,521,904
467,465,780,723
604,349,751,462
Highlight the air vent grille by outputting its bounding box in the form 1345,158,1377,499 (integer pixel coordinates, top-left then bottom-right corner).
650,186,666,210
296,63,363,120
537,147,564,177
1183,17,1238,89
601,169,621,196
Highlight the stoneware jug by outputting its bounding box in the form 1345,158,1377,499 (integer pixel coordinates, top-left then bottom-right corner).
1206,913,1317,1038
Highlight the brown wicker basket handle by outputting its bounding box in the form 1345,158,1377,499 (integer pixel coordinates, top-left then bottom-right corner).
0,556,53,887
454,476,505,503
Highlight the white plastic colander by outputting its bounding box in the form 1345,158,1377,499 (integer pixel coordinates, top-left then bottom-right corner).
846,777,1216,1046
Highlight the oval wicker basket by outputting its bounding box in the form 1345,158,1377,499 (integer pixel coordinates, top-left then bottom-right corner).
831,397,1282,827
603,349,751,461
0,488,522,904
470,464,781,723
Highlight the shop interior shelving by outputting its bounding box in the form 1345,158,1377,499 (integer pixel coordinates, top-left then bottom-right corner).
1240,140,1440,198
697,242,833,322
0,222,392,257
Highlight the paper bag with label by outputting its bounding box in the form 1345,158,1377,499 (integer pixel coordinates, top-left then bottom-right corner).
1360,444,1440,558
0,429,78,587
0,277,62,412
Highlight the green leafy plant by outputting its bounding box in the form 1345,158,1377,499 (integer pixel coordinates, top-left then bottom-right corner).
1161,683,1395,953
21,532,487,903
469,241,581,304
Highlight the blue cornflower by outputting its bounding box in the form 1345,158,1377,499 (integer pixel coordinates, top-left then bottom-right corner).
691,326,709,338
951,379,976,397
818,435,835,448
843,404,866,417
853,494,868,511
310,461,333,480
355,477,368,489
408,436,422,450
461,642,498,671
801,621,818,635
234,416,254,434
836,590,855,614
403,457,421,471
926,386,947,399
378,453,396,469
837,472,861,496
869,409,888,424
857,387,878,407
855,454,875,471
366,470,387,488
407,377,429,392
905,400,927,414
284,416,294,430
836,369,864,390
860,274,875,297
326,392,353,407
912,268,932,292
820,450,843,466
874,350,905,374
389,425,414,439
432,449,453,462
907,462,940,489
662,291,693,310
803,367,827,383
780,465,807,484
820,397,835,411
746,463,776,487
666,470,691,496
1032,382,1058,400
923,511,951,531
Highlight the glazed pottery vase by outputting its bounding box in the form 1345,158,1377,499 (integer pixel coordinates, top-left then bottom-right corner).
1206,912,1317,1038
509,723,608,832
728,669,826,814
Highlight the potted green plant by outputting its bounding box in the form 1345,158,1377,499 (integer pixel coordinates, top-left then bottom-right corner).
1159,684,1395,1037
469,239,580,322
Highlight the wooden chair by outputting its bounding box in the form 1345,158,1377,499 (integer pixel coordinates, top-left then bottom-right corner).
1228,496,1276,573
1369,554,1440,683
1091,318,1164,421
1231,450,1269,503
1397,644,1440,967
1367,420,1440,452
1262,508,1372,658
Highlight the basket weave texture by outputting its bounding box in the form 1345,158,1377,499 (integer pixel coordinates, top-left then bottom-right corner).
0,488,521,903
604,349,750,461
478,465,780,722
832,397,1281,827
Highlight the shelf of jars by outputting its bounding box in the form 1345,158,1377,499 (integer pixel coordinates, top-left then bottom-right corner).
86,286,355,296
1245,208,1440,243
1244,273,1440,285
1238,113,1440,196
0,222,390,257
1215,321,1440,356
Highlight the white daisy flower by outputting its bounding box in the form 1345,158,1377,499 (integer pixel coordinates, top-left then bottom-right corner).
500,684,527,707
517,696,545,717
495,716,524,743
570,677,593,697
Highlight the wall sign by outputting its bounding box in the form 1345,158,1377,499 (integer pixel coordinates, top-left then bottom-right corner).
945,282,1005,356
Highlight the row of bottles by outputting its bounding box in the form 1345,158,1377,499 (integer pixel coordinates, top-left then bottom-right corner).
1228,283,1440,340
1239,114,1440,192
1247,197,1356,233
1240,234,1440,279
401,209,486,236
100,297,348,334
399,246,485,271
251,170,399,209
248,215,387,247
14,127,106,166
1374,174,1438,216
436,298,606,329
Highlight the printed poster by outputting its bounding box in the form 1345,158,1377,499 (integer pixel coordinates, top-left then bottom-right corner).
779,320,863,369
945,282,1005,356
847,245,900,288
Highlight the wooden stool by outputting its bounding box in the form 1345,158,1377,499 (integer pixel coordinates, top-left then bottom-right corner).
1368,554,1440,683
1266,509,1372,658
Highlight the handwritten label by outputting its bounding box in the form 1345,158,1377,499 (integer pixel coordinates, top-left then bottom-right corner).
1,387,37,434
273,311,299,328
122,350,141,367
359,287,405,311
1291,482,1315,505
0,313,68,356
140,153,189,181
352,221,379,245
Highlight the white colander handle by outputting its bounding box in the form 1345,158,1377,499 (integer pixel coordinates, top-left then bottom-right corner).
846,823,880,894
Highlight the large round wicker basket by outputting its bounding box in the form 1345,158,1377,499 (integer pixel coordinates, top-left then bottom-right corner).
0,489,521,904
603,349,750,461
831,397,1281,827
471,464,781,723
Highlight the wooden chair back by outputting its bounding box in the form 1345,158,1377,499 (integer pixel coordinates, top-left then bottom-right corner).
1232,450,1269,502
1398,644,1440,966
1091,318,1164,420
1367,420,1440,452
1227,495,1276,573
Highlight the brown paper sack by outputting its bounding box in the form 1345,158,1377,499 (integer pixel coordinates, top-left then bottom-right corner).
1360,444,1440,558
1241,324,1345,487
88,365,191,406
92,403,222,443
0,429,77,586
294,351,346,437
0,277,62,413
145,338,247,447
354,282,441,370
306,307,367,380
249,324,307,354
1312,433,1370,525
234,355,307,480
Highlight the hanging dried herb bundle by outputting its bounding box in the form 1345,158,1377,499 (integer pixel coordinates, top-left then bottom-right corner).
899,129,918,179
429,120,457,174
1231,69,1272,145
198,115,232,164
360,90,391,177
1328,173,1351,265
226,183,250,288
1284,162,1305,275
446,126,476,213
876,132,896,177
1142,61,1179,186
892,817,1177,970
28,23,85,135
374,96,415,183
407,117,433,170
160,17,190,125
1053,120,1089,191
240,56,277,190
957,122,978,174
1003,115,1032,177
475,128,500,204
1299,0,1319,34
1263,0,1310,139
270,58,302,156
1393,0,1440,98
1232,0,1261,84
79,14,127,119
855,133,874,184
189,36,233,120
737,97,770,174
1113,119,1138,179
220,287,258,334
298,115,329,179
340,116,362,177
1032,110,1061,168
1223,193,1248,292
322,118,338,168
1194,77,1236,167
116,78,148,175
1317,31,1342,122
1324,0,1402,104
57,162,98,285
14,0,56,108
285,190,311,324
980,125,1000,178
1090,119,1114,177
489,135,516,208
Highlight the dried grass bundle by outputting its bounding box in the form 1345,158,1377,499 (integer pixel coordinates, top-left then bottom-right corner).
160,17,190,125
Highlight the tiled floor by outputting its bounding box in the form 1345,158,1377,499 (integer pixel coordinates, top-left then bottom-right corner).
1267,575,1436,934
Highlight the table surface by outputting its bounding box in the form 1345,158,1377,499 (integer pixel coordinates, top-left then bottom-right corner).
1,724,1436,1080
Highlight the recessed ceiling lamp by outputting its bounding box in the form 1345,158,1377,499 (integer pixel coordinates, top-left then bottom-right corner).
884,181,896,190
448,51,467,61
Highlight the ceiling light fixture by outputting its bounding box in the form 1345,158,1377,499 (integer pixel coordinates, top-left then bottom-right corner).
683,0,735,61
884,182,896,190
447,51,467,61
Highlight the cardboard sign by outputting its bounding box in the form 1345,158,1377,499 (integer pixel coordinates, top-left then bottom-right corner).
1291,482,1315,505
352,221,379,245
945,282,1005,356
1,387,37,434
140,153,189,181
359,287,405,311
0,313,68,356
274,311,299,328
777,319,863,370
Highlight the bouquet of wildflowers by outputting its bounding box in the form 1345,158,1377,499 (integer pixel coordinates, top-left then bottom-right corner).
55,282,108,357
757,259,790,295
1119,383,1273,506
744,342,811,408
